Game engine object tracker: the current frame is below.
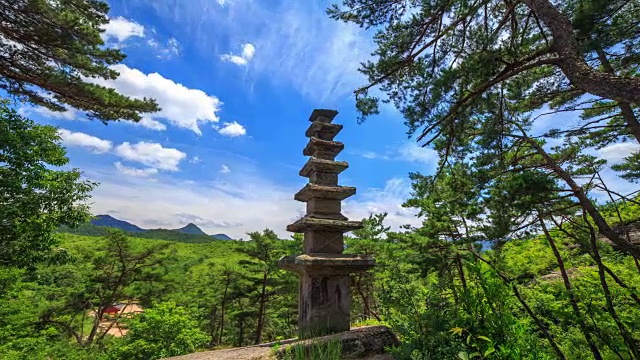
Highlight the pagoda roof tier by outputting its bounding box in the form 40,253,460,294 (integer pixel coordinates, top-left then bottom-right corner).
308,109,339,124
279,253,375,275
305,121,343,141
294,184,356,202
303,137,344,159
300,158,348,177
287,217,363,233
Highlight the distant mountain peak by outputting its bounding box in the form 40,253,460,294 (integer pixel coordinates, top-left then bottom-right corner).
176,223,207,236
91,214,145,233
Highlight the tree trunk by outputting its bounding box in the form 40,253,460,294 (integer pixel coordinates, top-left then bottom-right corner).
525,137,640,259
538,213,603,360
254,271,268,345
237,316,245,347
354,274,382,322
218,275,231,345
522,0,640,104
594,46,640,143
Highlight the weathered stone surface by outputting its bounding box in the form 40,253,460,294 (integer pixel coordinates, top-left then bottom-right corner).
309,171,339,186
298,273,351,335
303,137,344,160
162,326,399,360
287,217,363,233
307,198,344,220
308,109,339,124
280,253,375,275
305,121,343,141
300,157,348,178
302,231,345,253
294,183,356,203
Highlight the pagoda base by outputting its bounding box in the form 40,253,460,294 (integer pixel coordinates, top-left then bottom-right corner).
279,254,376,337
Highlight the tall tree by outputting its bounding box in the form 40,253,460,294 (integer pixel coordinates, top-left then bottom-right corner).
0,102,95,268
239,229,289,345
0,0,159,121
328,0,640,144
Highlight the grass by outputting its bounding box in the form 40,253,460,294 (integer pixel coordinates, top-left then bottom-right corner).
273,338,342,360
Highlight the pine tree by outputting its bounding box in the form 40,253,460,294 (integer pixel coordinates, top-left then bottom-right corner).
0,0,159,121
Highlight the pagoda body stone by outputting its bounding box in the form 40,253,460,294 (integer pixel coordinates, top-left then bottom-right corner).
279,109,375,337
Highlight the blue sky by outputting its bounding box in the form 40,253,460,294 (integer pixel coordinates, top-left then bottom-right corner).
21,0,640,238
20,0,441,238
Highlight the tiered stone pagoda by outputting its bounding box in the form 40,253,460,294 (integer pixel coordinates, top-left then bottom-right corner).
279,109,376,337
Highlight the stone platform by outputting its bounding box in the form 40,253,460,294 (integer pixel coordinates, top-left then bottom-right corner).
162,325,399,360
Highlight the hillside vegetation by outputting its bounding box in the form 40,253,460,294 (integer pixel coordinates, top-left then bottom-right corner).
2,198,640,359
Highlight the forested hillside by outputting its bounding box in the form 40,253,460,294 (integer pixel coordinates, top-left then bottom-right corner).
2,197,640,359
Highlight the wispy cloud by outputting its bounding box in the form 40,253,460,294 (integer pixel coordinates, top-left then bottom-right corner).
352,141,438,170
220,43,255,66
134,0,375,102
87,166,419,238
148,37,181,59
114,162,159,177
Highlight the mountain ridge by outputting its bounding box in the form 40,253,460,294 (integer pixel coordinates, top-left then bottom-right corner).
90,215,233,240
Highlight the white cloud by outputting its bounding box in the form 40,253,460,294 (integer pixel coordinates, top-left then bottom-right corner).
597,142,640,163
217,121,247,137
114,162,158,177
31,106,79,120
353,142,438,170
88,165,420,239
101,17,145,43
344,177,421,231
115,141,187,171
189,156,202,164
220,43,255,66
148,37,181,59
398,142,438,165
89,64,222,135
136,117,167,131
58,129,112,153
220,164,230,173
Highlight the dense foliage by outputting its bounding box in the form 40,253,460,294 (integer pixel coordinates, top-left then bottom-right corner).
0,102,95,268
1,197,639,359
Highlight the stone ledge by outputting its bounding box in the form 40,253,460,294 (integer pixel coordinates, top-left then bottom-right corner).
305,121,343,141
162,325,398,360
308,109,339,123
279,253,375,275
303,137,344,159
300,158,349,178
294,183,355,202
286,217,363,233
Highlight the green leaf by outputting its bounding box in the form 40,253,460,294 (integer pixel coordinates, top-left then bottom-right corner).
484,346,496,356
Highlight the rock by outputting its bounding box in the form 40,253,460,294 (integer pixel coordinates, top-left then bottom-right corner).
162,325,399,360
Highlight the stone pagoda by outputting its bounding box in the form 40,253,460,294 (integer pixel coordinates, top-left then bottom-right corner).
279,109,376,337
